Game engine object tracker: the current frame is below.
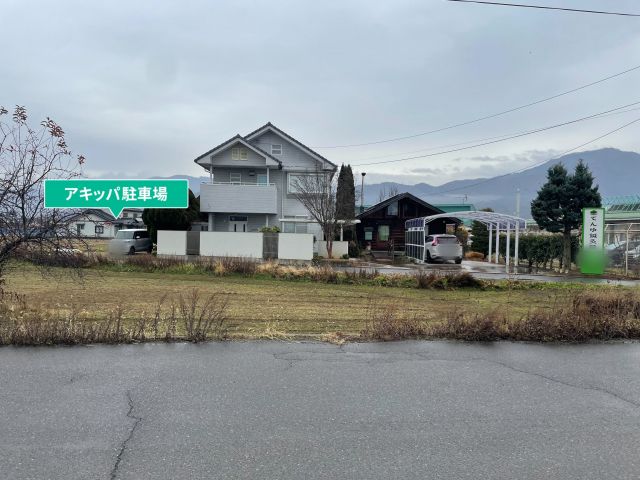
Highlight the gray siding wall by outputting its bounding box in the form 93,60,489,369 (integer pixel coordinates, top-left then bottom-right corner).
210,213,277,232
200,183,277,214
210,167,271,184
249,131,319,171
210,144,268,168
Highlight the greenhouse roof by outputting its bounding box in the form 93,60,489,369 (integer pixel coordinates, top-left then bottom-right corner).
603,195,640,212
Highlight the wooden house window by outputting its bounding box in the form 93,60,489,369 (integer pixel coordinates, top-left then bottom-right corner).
378,225,390,242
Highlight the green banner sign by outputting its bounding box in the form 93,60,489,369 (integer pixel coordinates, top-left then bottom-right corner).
44,179,189,218
580,207,605,275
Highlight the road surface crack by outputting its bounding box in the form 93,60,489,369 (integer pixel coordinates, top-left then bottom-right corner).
481,358,640,410
110,390,142,480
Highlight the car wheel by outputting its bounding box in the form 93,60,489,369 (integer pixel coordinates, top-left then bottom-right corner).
128,246,136,255
455,258,462,264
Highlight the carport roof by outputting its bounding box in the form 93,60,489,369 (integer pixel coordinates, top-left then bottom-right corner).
406,211,527,230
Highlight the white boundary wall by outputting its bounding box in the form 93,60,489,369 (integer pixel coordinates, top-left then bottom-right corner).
278,233,314,260
200,232,263,258
316,241,349,258
157,230,187,256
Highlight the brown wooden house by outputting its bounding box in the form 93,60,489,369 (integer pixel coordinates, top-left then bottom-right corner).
356,193,457,251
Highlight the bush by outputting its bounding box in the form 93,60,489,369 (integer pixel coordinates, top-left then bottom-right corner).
348,241,360,258
360,302,427,340
465,251,485,260
0,288,228,345
414,271,484,290
259,226,281,233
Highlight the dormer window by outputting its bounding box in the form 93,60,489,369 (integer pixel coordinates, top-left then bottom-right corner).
271,144,282,155
232,147,248,161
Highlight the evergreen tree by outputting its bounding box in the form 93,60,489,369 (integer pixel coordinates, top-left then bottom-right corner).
336,164,355,220
142,189,200,243
470,208,494,257
530,160,601,272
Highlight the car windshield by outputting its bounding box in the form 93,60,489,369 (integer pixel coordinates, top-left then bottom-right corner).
115,231,135,239
436,236,458,244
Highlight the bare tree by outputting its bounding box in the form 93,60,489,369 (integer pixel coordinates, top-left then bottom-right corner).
0,106,85,283
291,171,338,258
378,184,399,203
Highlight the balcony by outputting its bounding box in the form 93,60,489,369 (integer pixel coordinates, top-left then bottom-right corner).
199,182,278,214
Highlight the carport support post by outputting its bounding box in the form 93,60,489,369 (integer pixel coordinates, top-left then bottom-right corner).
505,223,511,274
488,224,493,263
495,223,500,264
208,213,214,232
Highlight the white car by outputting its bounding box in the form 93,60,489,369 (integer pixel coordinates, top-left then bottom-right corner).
425,234,463,264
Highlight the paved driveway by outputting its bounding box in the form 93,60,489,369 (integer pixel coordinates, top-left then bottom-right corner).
2,341,640,479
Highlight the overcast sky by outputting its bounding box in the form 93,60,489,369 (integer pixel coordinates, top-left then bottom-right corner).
3,0,640,185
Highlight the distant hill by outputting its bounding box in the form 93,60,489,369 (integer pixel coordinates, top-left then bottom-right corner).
154,148,638,218
361,148,639,217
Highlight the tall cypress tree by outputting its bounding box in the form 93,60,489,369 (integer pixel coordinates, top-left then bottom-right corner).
531,160,601,272
336,164,355,220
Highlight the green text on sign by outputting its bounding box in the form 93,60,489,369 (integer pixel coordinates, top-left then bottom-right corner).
44,179,189,218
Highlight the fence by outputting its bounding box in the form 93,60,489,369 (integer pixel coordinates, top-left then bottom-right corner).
605,223,640,275
316,241,349,258
156,231,343,261
157,231,187,256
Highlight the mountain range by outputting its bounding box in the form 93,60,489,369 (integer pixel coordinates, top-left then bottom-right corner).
156,148,639,218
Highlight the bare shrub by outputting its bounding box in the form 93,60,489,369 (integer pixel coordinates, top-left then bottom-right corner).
465,251,485,260
178,289,228,342
0,288,228,345
360,302,427,340
414,271,483,290
430,311,509,341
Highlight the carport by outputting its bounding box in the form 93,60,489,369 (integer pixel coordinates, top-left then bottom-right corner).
405,211,527,273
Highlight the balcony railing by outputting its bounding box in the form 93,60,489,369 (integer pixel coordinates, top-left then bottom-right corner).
200,182,278,214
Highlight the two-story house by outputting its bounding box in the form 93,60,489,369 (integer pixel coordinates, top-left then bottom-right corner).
194,123,337,238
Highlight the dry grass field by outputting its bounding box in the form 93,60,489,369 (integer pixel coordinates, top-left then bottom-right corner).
4,263,576,339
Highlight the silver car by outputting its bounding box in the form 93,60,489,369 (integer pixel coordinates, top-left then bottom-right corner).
425,234,463,264
108,229,153,256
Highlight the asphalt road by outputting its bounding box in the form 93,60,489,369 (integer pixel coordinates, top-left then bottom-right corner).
2,341,640,479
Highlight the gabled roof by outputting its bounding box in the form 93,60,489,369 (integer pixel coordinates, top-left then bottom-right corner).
193,134,282,167
356,192,445,218
69,208,116,222
244,122,337,170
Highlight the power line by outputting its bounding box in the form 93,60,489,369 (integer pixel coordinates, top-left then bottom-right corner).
351,100,640,166
447,1,640,17
349,105,640,162
314,63,640,148
429,116,640,196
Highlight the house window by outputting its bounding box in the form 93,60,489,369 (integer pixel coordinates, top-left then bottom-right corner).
271,144,282,155
387,201,398,216
257,174,268,185
231,147,248,161
282,222,308,233
229,172,242,184
95,225,104,235
378,225,390,242
288,173,324,194
364,227,373,241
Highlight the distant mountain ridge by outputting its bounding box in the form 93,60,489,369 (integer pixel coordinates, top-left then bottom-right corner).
154,148,638,218
360,148,640,217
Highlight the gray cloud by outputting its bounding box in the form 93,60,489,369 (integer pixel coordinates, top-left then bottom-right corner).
1,0,639,183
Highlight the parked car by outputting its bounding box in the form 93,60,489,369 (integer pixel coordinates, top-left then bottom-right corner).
108,229,152,255
425,234,463,264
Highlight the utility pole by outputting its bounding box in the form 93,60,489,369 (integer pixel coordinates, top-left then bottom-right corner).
514,189,521,272
360,172,366,214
